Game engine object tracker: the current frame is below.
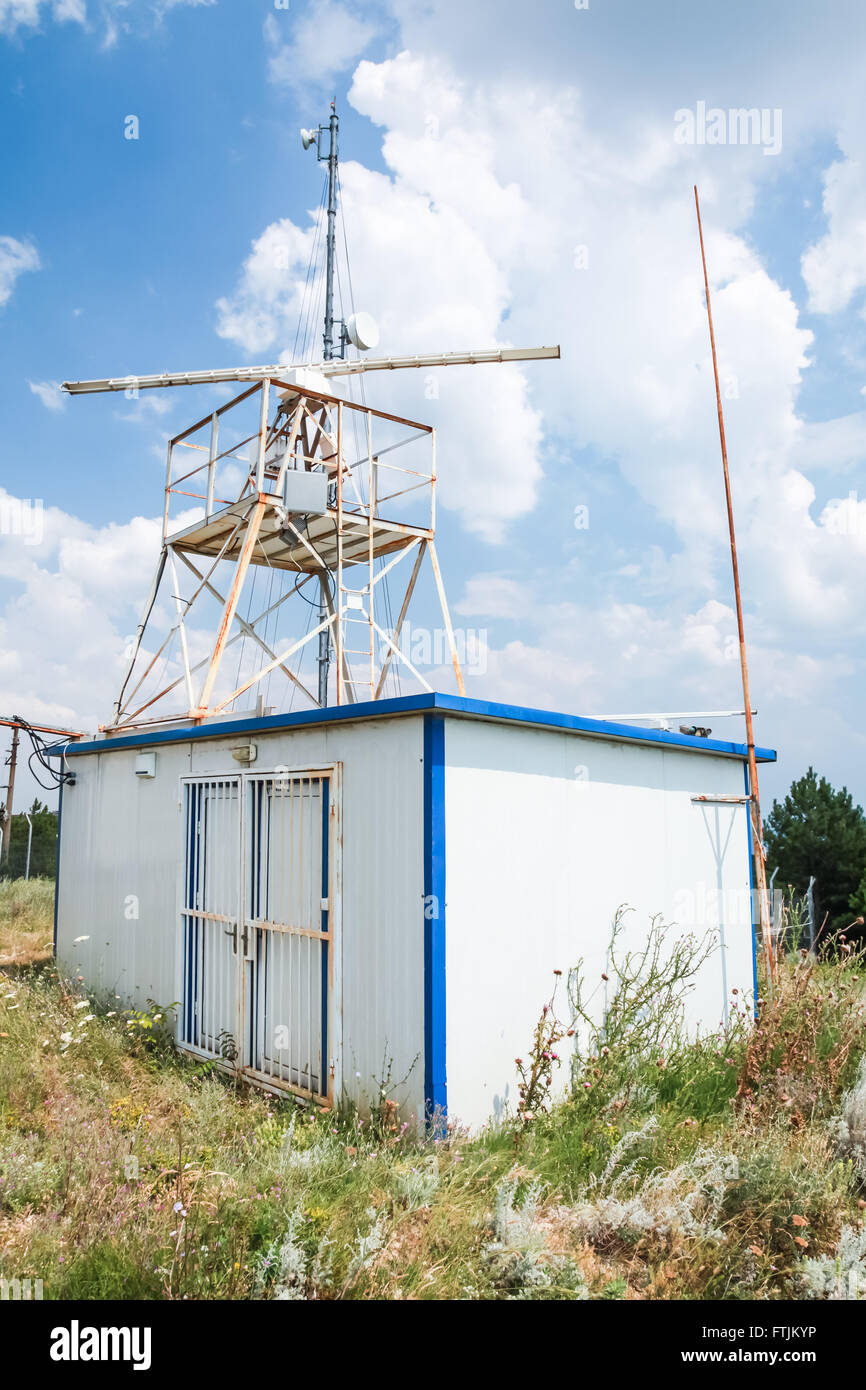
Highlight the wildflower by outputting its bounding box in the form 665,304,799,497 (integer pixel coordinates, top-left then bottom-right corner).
792,1214,808,1228
601,973,609,981
73,1000,90,1010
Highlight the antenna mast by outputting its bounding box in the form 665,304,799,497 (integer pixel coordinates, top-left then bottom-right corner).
323,102,339,365
694,185,774,994
316,101,341,703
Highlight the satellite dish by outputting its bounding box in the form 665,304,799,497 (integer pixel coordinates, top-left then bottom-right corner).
300,128,318,151
345,312,380,352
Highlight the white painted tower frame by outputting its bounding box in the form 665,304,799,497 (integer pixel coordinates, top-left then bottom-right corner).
108,374,470,731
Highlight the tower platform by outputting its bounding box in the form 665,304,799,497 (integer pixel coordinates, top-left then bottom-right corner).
168,495,432,574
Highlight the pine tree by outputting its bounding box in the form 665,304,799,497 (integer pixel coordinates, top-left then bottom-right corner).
764,768,866,938
0,799,58,879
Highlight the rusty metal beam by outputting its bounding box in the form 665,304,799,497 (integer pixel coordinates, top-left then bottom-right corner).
195,497,267,715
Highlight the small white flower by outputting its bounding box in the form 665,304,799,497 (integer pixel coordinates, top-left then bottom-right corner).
73,1000,90,1010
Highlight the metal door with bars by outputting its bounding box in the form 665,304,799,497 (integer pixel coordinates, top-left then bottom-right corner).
179,768,338,1103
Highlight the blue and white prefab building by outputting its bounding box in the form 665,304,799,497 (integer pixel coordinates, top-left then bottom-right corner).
53,694,775,1128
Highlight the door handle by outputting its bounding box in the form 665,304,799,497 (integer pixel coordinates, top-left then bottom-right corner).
224,923,251,954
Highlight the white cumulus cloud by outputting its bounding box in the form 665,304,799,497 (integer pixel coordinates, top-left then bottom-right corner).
28,379,66,411
0,235,39,307
264,2,381,95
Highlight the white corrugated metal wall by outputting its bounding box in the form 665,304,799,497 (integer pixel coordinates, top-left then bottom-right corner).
56,705,761,1129
443,718,755,1127
56,714,427,1115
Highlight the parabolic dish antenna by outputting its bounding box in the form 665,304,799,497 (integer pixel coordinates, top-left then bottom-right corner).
346,311,380,352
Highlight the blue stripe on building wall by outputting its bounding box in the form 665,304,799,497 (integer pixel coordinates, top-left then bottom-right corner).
53,776,64,958
54,692,777,764
423,714,447,1122
744,762,759,1014
320,777,330,1100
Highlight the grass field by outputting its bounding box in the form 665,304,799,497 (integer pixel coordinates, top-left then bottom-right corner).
2,879,865,1300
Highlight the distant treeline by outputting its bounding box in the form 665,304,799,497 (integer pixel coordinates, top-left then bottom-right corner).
0,800,58,879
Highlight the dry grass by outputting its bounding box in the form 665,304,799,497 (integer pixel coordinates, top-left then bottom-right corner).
0,878,54,970
2,886,866,1300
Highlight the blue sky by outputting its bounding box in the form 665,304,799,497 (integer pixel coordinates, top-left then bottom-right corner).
3,0,866,813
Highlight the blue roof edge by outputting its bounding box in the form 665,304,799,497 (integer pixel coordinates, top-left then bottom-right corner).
48,692,776,763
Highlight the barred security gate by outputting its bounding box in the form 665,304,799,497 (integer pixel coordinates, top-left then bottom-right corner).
179,768,337,1103
180,778,240,1061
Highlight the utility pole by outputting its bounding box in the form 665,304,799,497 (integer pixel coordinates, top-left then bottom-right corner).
317,101,340,708
694,186,774,995
0,718,82,871
1,725,19,868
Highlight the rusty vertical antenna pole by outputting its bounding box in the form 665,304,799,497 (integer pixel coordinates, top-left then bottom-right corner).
694,185,774,994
